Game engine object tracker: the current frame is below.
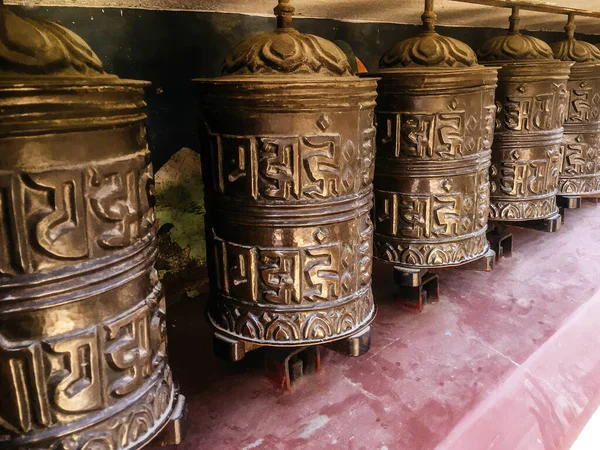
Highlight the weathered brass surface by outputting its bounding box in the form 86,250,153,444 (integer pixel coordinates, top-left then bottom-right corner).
479,7,573,222
195,0,377,350
552,15,600,197
0,7,181,449
371,0,499,269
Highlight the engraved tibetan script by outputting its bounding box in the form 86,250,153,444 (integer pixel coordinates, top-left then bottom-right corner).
213,236,351,305
217,135,258,198
563,143,588,175
105,306,152,397
302,135,342,199
376,111,466,159
0,154,153,275
569,87,592,122
504,89,564,131
213,133,360,200
303,245,341,302
0,298,162,434
46,329,104,413
499,159,556,196
375,188,478,239
259,137,300,200
260,250,300,305
27,172,88,260
87,168,140,249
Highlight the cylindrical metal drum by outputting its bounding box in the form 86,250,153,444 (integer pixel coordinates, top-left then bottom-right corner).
371,7,498,269
0,8,182,449
479,8,573,224
195,1,378,354
551,16,600,197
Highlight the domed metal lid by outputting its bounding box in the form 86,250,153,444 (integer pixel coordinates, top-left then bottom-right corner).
479,7,554,61
551,14,600,63
222,0,352,77
380,0,478,69
0,6,113,79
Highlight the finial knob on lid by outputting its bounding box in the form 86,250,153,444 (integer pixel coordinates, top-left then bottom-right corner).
379,0,478,69
478,7,554,61
508,6,521,35
274,0,295,29
421,0,437,32
551,13,600,63
222,0,352,77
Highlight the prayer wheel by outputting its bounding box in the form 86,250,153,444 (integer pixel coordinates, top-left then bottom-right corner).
195,0,378,358
371,2,498,269
0,7,184,449
479,7,572,227
551,15,600,198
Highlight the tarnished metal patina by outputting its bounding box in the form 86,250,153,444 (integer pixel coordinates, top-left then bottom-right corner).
371,1,498,269
195,0,378,356
479,7,573,224
0,7,184,449
551,15,600,197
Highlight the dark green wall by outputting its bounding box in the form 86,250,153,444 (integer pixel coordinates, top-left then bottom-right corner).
10,6,600,169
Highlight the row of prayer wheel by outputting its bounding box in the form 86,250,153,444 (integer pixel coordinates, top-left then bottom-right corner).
2,0,600,448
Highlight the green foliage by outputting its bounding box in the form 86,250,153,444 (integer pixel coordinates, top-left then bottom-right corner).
155,178,206,264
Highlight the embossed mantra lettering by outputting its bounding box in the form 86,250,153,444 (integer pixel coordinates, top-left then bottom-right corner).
0,294,165,435
0,153,153,277
213,236,370,305
376,111,467,158
501,83,568,132
499,149,562,196
375,188,485,239
212,133,370,200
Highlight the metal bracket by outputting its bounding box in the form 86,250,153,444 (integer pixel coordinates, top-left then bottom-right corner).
325,325,372,357
557,195,582,210
394,267,440,313
264,346,322,391
455,248,496,272
215,325,371,391
213,332,261,362
496,212,562,233
560,197,599,223
487,228,513,261
149,393,188,446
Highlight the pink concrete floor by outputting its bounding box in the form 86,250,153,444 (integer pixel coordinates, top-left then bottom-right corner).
154,204,600,450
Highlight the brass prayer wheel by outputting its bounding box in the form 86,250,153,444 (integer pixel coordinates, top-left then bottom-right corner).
479,7,573,224
551,14,600,197
371,1,498,269
195,0,378,356
0,8,183,449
